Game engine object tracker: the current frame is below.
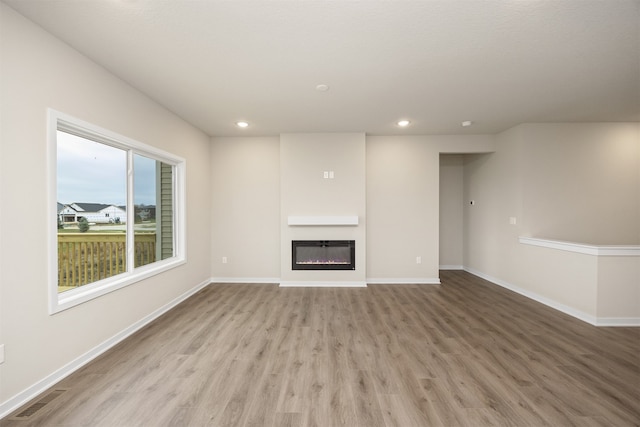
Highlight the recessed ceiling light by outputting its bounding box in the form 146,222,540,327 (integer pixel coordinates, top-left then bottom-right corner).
397,120,410,127
461,120,473,127
236,121,249,128
316,84,329,92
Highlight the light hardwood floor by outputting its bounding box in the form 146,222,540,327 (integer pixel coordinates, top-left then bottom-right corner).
2,270,639,426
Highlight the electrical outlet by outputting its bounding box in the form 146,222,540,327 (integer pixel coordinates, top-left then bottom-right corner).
222,256,228,264
416,256,422,264
323,171,329,179
0,344,5,364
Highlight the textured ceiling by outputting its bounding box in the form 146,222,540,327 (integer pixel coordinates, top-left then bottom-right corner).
3,0,639,137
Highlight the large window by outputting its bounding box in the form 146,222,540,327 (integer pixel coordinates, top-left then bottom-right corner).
49,110,185,313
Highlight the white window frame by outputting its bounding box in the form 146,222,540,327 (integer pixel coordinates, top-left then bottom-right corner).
47,109,186,314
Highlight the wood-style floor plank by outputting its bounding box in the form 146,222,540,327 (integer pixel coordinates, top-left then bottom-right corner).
2,271,639,426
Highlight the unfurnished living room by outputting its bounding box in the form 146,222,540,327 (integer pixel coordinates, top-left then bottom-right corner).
1,1,639,426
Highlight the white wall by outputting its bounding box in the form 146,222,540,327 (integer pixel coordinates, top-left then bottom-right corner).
210,137,280,281
439,155,464,268
0,3,212,410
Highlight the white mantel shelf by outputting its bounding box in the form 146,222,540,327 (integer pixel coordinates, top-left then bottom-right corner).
288,215,359,226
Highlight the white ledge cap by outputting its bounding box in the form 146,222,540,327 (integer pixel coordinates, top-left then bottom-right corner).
519,237,640,256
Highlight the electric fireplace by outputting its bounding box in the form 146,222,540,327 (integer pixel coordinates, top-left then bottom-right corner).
292,240,355,270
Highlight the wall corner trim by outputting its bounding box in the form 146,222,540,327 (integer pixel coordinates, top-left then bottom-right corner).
0,278,212,420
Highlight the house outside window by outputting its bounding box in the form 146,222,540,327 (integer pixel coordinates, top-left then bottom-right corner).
48,110,186,313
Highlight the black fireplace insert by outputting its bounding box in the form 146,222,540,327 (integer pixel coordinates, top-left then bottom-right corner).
292,240,355,270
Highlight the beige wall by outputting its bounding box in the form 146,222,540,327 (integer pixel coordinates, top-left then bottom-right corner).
210,137,280,280
464,123,640,322
3,0,637,412
520,123,640,244
210,134,493,285
0,3,211,407
464,126,525,284
280,133,366,284
517,244,599,317
439,155,464,268
366,136,440,281
367,135,494,282
597,256,640,319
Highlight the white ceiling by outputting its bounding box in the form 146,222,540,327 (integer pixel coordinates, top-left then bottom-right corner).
4,0,639,137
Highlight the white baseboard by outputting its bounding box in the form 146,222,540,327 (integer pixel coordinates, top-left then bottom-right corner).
439,265,464,270
279,281,367,287
366,277,441,285
0,278,212,420
210,277,280,284
594,317,640,327
462,267,640,327
212,277,444,286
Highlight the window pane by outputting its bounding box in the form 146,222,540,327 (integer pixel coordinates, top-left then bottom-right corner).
134,154,174,268
57,131,127,293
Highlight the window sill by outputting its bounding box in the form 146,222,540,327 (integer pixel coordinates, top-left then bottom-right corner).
51,256,186,314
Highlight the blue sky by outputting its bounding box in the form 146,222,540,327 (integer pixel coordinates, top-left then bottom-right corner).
57,131,156,206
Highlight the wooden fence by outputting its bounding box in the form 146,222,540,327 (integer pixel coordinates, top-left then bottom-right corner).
58,233,156,288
